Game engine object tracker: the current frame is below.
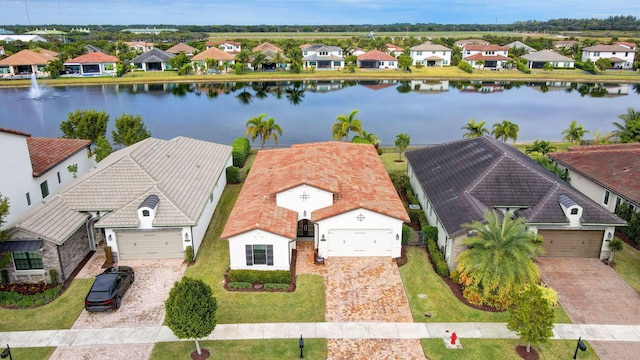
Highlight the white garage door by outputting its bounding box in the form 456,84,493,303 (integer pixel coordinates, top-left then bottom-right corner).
327,229,392,257
117,229,183,260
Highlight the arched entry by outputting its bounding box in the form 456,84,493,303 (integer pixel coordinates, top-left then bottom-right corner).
297,219,314,238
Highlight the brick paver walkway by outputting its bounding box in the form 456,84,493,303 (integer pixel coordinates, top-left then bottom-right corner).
296,241,425,359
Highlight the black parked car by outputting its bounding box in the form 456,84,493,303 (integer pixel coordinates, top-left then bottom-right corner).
84,266,134,312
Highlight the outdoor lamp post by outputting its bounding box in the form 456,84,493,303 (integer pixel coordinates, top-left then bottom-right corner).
573,336,587,359
299,335,304,358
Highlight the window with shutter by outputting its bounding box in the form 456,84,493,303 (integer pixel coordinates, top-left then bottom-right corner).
245,245,253,266
266,245,273,266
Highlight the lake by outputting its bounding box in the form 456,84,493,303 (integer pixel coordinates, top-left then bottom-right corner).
0,80,638,146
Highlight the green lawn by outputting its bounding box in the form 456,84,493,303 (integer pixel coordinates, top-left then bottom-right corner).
612,242,640,294
422,338,599,360
3,347,56,360
151,339,327,360
380,152,408,173
400,247,571,323
184,184,325,324
0,278,93,331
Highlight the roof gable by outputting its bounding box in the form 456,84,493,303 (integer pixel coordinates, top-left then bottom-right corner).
357,49,397,61
26,137,91,176
0,49,56,66
191,46,235,61
130,48,175,63
66,52,119,64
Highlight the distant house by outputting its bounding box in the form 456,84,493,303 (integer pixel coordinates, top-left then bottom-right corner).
251,42,288,70
462,44,510,69
410,43,452,66
406,137,625,270
5,137,231,284
0,128,94,229
581,44,637,69
505,41,537,53
129,48,175,71
351,47,366,56
124,41,154,53
84,44,106,54
549,144,640,213
522,50,575,69
206,41,241,54
0,49,57,77
121,28,178,35
302,44,345,70
386,43,404,57
0,35,47,43
553,40,579,49
455,39,489,47
222,142,408,271
0,46,4,56
166,43,197,57
357,50,397,69
191,47,235,72
64,52,119,76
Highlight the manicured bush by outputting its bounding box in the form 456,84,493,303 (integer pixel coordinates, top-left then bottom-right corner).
232,137,251,167
402,224,411,245
263,283,289,290
458,61,472,73
406,187,419,205
48,269,58,285
389,171,410,192
185,246,194,263
422,225,438,245
226,166,240,184
407,208,422,224
517,62,531,74
228,269,291,284
426,237,449,277
228,282,252,289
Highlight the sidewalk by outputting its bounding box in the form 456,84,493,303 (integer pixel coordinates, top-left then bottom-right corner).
2,322,640,348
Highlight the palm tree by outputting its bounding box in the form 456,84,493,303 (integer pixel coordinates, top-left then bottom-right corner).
492,120,519,143
456,210,544,307
272,51,286,71
613,108,640,143
525,140,557,155
462,119,490,138
561,120,589,144
252,51,266,71
234,49,252,73
332,109,363,141
245,114,282,148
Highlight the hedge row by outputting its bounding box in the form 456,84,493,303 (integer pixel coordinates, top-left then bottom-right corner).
425,237,449,277
228,269,291,284
226,166,240,184
232,138,251,167
615,202,640,244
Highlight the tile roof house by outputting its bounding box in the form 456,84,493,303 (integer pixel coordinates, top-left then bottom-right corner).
522,50,575,69
6,137,232,283
409,43,452,67
406,137,625,270
549,143,640,213
251,42,288,70
505,40,537,53
206,40,241,54
64,52,120,76
455,39,489,47
385,43,404,56
166,42,197,57
129,48,175,71
462,44,510,69
190,47,235,73
222,142,409,271
357,50,398,69
581,44,637,69
252,42,283,53
124,41,154,53
302,44,345,70
0,49,57,77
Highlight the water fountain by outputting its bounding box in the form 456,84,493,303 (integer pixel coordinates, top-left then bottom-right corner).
28,72,50,99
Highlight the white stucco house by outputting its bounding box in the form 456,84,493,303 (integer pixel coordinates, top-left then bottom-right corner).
405,137,626,270
0,128,94,228
581,43,637,69
462,44,510,69
522,50,575,69
356,50,398,69
302,44,345,70
5,137,231,283
63,52,119,76
410,43,452,66
549,143,640,213
222,142,409,271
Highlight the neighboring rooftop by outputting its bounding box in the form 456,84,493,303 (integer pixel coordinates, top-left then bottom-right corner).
191,46,235,61
129,48,175,63
166,42,197,55
357,49,397,61
522,50,574,62
65,52,119,64
26,137,91,177
0,49,56,66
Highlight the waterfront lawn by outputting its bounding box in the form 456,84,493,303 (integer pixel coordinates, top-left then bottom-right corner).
0,278,92,331
421,339,599,360
400,247,571,323
151,339,327,360
184,184,325,324
612,242,640,294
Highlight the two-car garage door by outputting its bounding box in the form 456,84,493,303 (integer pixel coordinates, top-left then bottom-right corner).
117,229,183,260
327,229,392,257
538,230,604,258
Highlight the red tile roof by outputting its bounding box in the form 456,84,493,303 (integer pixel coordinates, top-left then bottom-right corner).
191,46,235,61
615,41,637,48
252,42,283,53
66,52,119,63
165,42,197,54
0,49,56,66
464,53,510,61
221,142,409,239
386,44,404,51
549,143,640,205
0,127,31,137
358,49,397,61
464,44,509,51
26,137,91,177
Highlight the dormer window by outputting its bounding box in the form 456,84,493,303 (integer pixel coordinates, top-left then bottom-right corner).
142,210,150,217
570,208,578,215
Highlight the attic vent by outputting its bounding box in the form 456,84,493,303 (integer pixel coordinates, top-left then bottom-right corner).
139,194,159,209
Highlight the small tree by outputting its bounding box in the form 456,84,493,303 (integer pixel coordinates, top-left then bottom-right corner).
607,237,624,263
543,62,553,71
507,285,555,353
395,133,411,161
169,53,191,72
112,114,151,147
165,277,217,356
94,136,113,162
44,58,65,79
60,109,110,145
595,58,612,72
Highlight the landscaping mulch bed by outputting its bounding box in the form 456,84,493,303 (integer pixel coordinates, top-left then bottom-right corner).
395,245,408,267
0,282,57,295
190,349,210,360
222,249,298,293
515,345,539,360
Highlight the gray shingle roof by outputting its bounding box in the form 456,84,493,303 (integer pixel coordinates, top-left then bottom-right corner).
406,137,625,238
130,48,175,63
11,137,231,244
522,50,574,63
410,44,451,52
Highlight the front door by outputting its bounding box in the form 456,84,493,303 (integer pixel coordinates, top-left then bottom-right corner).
297,219,314,238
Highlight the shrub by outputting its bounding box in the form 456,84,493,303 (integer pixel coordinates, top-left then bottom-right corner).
1,270,8,285
426,237,449,277
458,61,472,73
228,282,252,289
422,225,438,245
228,270,291,284
535,284,559,307
406,187,419,205
226,166,240,184
402,224,411,245
232,138,251,167
264,283,289,290
407,209,422,224
49,269,58,285
389,171,410,192
517,62,531,74
185,246,194,263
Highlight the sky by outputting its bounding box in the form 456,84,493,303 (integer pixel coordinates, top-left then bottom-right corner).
0,0,638,26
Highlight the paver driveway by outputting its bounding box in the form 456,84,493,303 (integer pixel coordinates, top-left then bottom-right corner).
538,257,640,360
